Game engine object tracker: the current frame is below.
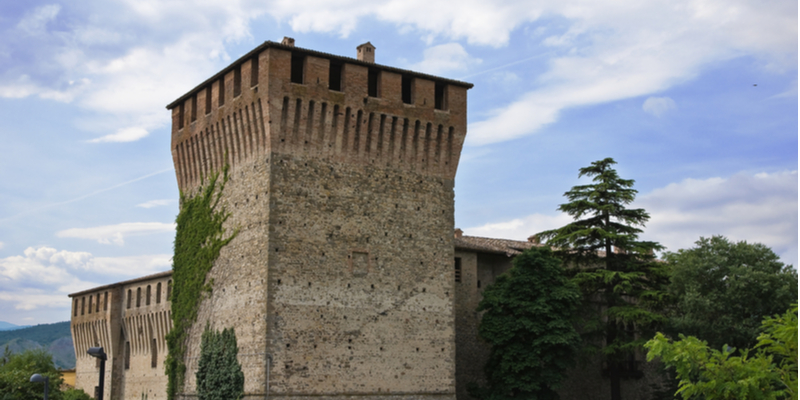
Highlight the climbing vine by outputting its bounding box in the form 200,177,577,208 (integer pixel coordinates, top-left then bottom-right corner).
166,166,237,400
196,326,244,400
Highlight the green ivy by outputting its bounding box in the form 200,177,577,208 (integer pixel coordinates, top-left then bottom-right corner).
196,326,244,400
166,166,237,400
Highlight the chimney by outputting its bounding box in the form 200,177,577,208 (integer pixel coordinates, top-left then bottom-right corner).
454,228,463,239
357,42,375,63
282,37,295,47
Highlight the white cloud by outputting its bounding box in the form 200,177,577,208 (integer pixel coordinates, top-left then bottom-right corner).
136,199,175,209
56,222,176,245
0,246,171,315
16,5,61,36
642,96,677,117
88,127,150,143
464,171,798,267
409,43,481,76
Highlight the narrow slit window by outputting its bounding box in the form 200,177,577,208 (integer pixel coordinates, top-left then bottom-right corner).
156,282,162,304
454,257,462,283
435,82,447,110
329,61,343,91
402,75,413,104
96,293,100,313
73,299,78,316
368,68,380,97
178,103,185,128
87,296,92,314
146,285,151,306
205,86,212,114
218,78,225,106
151,338,158,368
124,342,131,370
250,56,259,87
127,290,132,309
233,66,242,97
103,292,108,311
136,287,141,307
291,53,305,84
81,297,85,315
191,95,197,122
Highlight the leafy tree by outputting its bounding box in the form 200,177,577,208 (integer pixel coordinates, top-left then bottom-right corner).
663,235,797,351
0,348,64,400
645,305,797,400
536,158,668,400
196,326,244,400
469,247,581,400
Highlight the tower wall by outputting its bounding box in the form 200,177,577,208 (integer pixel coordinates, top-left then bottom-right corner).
168,41,471,399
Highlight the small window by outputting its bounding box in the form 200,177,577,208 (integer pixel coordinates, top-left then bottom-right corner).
81,297,85,315
368,68,380,97
124,342,131,370
151,338,158,368
136,287,142,308
146,285,151,306
156,282,162,304
191,95,197,122
233,66,242,97
87,296,92,314
477,280,481,289
329,61,343,91
205,86,212,114
103,292,108,311
291,53,305,84
402,75,413,104
95,293,100,313
435,82,447,110
454,257,462,283
73,299,78,317
218,78,225,106
127,290,132,309
250,56,259,87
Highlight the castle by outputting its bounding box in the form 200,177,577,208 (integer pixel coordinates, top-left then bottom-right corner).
69,39,662,400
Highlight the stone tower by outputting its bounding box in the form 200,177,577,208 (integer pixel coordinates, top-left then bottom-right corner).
166,38,471,400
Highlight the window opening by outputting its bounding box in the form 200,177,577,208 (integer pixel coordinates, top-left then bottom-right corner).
218,78,225,106
88,296,92,314
191,95,197,122
368,68,380,97
104,292,108,311
205,86,212,114
96,293,100,313
477,280,481,289
233,66,242,97
156,282,162,304
74,299,78,316
402,75,413,104
136,287,141,307
434,82,447,110
81,297,85,315
329,61,343,91
146,285,151,306
251,56,259,87
454,257,462,283
291,53,305,84
127,290,132,309
124,341,131,370
178,103,185,128
152,338,158,368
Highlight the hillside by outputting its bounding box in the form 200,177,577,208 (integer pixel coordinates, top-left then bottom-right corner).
0,321,74,369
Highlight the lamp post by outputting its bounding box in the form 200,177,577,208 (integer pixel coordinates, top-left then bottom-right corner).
30,373,49,400
87,347,107,400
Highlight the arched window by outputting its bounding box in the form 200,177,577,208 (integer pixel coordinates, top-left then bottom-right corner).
74,298,79,316
156,282,162,304
81,297,85,315
127,290,132,309
96,293,100,313
146,285,151,306
136,287,142,307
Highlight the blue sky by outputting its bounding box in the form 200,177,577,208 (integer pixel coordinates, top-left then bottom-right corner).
0,0,796,325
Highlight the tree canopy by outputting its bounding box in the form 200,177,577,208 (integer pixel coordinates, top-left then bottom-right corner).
196,326,244,400
470,246,581,400
663,235,798,351
536,158,668,400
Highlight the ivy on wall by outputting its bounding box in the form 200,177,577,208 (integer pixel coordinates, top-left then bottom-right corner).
166,167,237,400
196,326,244,400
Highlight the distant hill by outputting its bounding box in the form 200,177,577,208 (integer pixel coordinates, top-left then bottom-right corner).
0,321,74,369
0,321,30,331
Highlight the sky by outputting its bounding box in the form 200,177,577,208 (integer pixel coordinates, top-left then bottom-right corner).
0,0,796,325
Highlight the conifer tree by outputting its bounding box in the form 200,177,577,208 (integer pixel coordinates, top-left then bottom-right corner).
536,158,668,400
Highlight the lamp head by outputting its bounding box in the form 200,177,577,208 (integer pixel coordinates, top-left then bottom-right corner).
30,373,48,383
87,347,107,360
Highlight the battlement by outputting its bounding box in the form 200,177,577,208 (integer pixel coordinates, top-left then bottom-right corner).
167,39,472,192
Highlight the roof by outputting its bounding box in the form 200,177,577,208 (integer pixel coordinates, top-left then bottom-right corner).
166,40,474,110
454,235,539,256
68,270,173,297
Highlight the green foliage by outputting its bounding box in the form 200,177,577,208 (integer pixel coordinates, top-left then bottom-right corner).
536,158,668,400
166,166,237,400
470,247,581,400
196,326,244,400
0,322,71,349
0,348,64,400
645,305,798,400
62,388,93,400
663,235,797,351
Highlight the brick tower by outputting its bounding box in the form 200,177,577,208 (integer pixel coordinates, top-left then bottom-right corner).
166,38,472,400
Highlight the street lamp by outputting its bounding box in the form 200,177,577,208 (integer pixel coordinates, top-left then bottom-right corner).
30,373,49,400
87,347,107,400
